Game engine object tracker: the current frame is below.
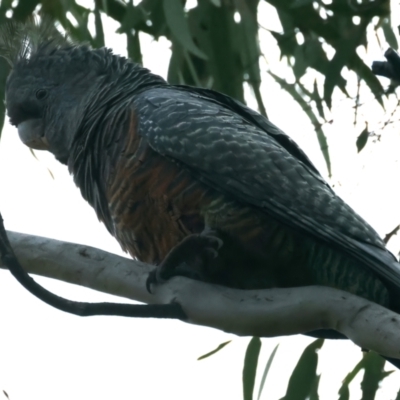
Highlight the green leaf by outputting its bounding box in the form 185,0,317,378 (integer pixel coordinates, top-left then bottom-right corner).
350,54,384,108
395,385,400,400
236,1,266,115
309,374,320,400
11,0,40,21
127,29,142,64
289,0,314,8
270,30,297,58
302,38,348,95
117,0,146,34
324,22,367,108
269,71,332,176
276,8,295,34
293,44,307,79
66,4,93,45
381,18,398,50
356,124,369,153
209,0,221,6
280,339,324,400
185,2,244,101
312,79,325,120
197,340,231,360
361,352,392,400
338,355,365,400
257,344,279,400
338,386,350,400
163,0,207,60
243,337,262,400
93,6,105,48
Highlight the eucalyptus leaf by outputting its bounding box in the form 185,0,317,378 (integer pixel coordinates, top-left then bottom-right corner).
93,6,105,48
350,54,385,108
197,340,231,360
281,339,324,400
163,0,207,60
356,124,369,153
338,356,364,399
381,18,398,50
269,71,332,176
324,21,367,108
361,352,391,400
243,337,262,400
257,344,279,400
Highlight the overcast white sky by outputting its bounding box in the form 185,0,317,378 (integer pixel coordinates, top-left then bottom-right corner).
1,1,400,399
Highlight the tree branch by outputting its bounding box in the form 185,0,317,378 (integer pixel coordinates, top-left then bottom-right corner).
1,230,400,360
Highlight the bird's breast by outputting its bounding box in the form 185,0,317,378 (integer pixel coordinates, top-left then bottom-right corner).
107,141,216,263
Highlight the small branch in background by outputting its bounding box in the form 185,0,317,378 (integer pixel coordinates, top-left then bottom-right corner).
384,224,400,245
353,76,361,127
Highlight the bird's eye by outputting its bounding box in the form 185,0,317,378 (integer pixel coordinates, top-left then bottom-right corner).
36,89,48,100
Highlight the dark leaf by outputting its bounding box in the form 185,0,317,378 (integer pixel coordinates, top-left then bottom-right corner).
117,0,145,33
197,340,231,360
280,339,323,400
361,352,392,400
126,29,142,64
338,354,365,400
236,0,265,115
93,6,105,48
356,124,369,152
163,0,207,59
257,344,279,400
293,44,307,79
351,55,385,108
395,385,400,400
167,41,185,84
312,79,325,120
381,18,398,50
243,337,262,400
0,0,13,22
270,30,297,58
145,0,167,39
185,2,244,101
276,8,295,33
324,22,367,108
289,0,314,8
309,374,321,400
269,71,332,176
65,4,93,45
12,0,40,21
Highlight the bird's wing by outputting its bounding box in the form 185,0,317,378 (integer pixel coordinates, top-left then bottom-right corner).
134,86,400,287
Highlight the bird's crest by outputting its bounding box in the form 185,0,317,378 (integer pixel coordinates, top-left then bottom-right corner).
0,17,72,68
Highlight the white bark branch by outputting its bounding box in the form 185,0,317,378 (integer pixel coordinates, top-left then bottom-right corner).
2,230,400,359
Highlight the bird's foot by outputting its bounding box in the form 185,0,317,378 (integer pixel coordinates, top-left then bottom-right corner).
146,230,223,293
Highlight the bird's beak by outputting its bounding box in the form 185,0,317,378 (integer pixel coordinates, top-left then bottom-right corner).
17,119,49,150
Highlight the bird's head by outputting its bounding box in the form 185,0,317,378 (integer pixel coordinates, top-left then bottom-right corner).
4,35,116,164
2,21,165,165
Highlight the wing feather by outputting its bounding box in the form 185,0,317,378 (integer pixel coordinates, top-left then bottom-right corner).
134,87,400,288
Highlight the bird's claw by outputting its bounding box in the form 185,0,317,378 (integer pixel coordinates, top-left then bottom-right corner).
146,231,224,293
146,269,158,294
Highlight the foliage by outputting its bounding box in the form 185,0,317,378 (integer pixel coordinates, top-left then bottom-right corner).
0,0,398,174
242,338,395,400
